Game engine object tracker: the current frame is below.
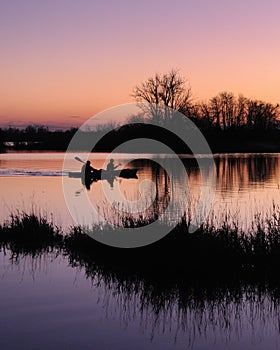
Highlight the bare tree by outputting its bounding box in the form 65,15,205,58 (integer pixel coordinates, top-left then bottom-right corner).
235,95,248,128
209,95,222,129
246,100,279,130
192,102,213,130
132,69,193,118
208,92,236,129
203,92,279,131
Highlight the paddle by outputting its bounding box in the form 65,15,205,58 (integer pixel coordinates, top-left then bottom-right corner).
74,156,85,164
74,156,122,168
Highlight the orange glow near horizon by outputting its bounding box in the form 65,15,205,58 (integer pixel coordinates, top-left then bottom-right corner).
1,0,280,128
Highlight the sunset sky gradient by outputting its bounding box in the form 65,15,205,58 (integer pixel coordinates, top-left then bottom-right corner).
1,0,280,128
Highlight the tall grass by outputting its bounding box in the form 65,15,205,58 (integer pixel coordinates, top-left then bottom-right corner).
2,209,280,278
0,212,63,257
3,210,280,342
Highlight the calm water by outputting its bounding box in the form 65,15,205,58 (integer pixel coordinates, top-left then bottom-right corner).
0,152,280,230
1,249,280,350
1,152,280,349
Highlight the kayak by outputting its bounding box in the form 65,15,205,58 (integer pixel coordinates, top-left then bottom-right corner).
68,168,138,181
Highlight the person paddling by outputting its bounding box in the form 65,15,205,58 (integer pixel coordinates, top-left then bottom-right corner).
82,160,94,180
106,159,118,171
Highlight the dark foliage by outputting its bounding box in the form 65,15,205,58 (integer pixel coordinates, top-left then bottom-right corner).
2,212,280,280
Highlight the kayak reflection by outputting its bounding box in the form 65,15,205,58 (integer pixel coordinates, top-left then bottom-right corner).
68,167,138,190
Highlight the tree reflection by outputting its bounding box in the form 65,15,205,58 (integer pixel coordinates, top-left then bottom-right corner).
215,154,279,191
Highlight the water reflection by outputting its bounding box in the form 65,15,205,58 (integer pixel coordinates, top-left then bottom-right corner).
75,159,172,226
2,244,280,349
2,153,280,348
79,155,280,230
215,154,280,191
130,155,280,229
1,153,280,231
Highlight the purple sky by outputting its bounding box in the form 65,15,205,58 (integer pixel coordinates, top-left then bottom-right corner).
0,0,279,127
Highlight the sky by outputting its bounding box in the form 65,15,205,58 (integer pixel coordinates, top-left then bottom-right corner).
0,0,280,128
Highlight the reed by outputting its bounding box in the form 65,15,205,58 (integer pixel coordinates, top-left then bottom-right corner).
1,209,280,277
0,212,63,257
3,210,280,343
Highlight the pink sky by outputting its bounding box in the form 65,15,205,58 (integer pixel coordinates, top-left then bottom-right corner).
1,0,280,128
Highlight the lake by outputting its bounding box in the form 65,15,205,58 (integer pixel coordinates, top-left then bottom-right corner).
1,152,280,349
0,152,279,230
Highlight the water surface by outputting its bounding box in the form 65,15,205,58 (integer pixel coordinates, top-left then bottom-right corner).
1,152,280,349
0,152,280,230
1,248,280,350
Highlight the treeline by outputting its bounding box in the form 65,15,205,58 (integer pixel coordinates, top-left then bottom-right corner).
193,92,279,131
1,102,280,154
132,70,280,153
191,92,280,152
0,125,78,151
133,70,280,132
1,70,280,153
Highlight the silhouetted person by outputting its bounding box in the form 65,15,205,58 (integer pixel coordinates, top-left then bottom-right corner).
106,159,118,171
82,160,94,174
81,160,95,188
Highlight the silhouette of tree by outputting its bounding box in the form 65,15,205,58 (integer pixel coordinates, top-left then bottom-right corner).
235,95,248,128
208,92,236,129
132,69,193,117
197,92,280,131
247,100,279,130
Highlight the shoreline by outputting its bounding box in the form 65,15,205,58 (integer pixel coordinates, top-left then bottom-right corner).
2,149,280,156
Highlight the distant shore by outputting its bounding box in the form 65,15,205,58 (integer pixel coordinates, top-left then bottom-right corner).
1,124,280,154
2,141,280,154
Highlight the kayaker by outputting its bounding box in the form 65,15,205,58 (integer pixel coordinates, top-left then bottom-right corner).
106,159,118,171
82,160,94,179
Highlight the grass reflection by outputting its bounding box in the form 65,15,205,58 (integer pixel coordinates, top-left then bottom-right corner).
2,211,280,345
